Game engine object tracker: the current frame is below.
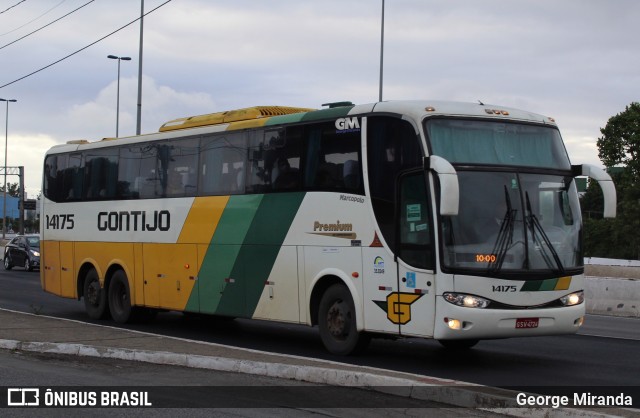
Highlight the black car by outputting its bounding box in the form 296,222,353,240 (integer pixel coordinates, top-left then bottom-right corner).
3,235,40,271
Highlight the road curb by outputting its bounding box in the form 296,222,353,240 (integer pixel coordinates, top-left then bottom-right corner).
0,337,623,417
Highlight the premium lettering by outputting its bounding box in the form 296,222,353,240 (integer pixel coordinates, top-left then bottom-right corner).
97,210,170,232
313,220,353,232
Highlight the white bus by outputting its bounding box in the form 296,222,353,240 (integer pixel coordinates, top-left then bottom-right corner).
41,100,616,354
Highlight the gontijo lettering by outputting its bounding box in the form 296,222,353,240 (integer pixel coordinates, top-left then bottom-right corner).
97,210,170,231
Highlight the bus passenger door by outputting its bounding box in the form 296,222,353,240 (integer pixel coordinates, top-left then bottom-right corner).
395,171,436,338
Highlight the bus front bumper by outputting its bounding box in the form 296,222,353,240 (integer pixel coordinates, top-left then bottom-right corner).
433,297,585,341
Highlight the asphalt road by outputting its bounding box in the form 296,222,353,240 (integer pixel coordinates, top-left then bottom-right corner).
1,267,639,390
2,349,502,418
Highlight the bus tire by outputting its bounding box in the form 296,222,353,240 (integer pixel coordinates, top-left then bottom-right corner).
83,269,108,320
438,339,479,350
318,284,370,355
108,270,132,324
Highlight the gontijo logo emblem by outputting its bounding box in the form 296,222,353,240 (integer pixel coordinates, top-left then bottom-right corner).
374,292,423,325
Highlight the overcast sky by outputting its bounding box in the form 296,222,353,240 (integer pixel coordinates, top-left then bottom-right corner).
1,0,638,197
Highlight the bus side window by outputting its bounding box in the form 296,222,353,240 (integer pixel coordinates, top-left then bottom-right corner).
303,121,363,194
199,133,247,196
161,138,198,198
246,128,299,194
398,172,433,270
83,149,118,200
367,116,423,252
64,153,84,201
44,155,64,202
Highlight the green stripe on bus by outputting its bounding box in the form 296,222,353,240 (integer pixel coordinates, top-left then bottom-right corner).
539,278,559,291
299,106,354,122
217,192,306,317
189,193,305,316
264,106,355,126
187,195,264,314
520,278,559,291
265,113,309,125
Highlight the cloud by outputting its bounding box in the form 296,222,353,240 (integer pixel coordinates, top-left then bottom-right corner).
12,75,215,194
3,0,640,195
67,75,215,139
5,133,58,198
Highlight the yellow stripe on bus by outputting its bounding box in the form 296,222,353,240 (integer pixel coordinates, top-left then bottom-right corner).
555,276,572,290
178,196,230,246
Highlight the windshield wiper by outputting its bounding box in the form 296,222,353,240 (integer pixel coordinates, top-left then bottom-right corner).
525,192,565,274
488,186,517,274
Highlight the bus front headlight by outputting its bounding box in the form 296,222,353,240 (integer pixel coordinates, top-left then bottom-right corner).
443,292,490,309
560,291,584,306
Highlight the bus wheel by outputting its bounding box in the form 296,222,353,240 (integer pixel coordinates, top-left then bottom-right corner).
108,270,132,324
318,284,370,355
83,269,108,319
438,339,479,350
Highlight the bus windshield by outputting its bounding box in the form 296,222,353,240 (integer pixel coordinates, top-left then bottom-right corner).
427,119,571,169
440,171,583,277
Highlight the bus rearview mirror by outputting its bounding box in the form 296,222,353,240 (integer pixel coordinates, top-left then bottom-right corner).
428,155,459,216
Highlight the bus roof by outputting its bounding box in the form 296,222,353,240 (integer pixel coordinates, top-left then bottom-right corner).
156,101,556,132
50,100,558,154
159,106,316,132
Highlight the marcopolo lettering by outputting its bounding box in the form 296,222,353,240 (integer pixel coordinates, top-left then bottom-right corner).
98,210,170,232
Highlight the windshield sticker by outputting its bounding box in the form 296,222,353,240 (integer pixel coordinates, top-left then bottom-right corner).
406,204,422,222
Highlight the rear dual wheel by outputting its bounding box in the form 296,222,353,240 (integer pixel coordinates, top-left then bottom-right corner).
83,269,136,323
108,270,133,324
83,269,109,320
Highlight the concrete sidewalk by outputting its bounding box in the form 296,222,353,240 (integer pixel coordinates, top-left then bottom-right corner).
0,308,634,417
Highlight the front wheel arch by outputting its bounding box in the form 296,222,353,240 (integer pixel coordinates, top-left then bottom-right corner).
317,283,370,355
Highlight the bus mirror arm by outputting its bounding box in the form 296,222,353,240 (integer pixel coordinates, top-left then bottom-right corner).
427,155,459,216
572,164,617,218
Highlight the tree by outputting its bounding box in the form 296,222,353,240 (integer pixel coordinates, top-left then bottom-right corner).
583,103,640,259
0,182,20,197
597,102,640,177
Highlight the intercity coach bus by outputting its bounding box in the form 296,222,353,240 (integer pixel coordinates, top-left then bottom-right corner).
41,100,616,355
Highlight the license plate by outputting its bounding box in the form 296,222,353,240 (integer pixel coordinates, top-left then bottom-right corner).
515,318,539,329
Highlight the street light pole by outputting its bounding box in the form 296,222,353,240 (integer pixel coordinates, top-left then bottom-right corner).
379,0,385,102
136,0,144,135
107,55,131,138
0,98,17,240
